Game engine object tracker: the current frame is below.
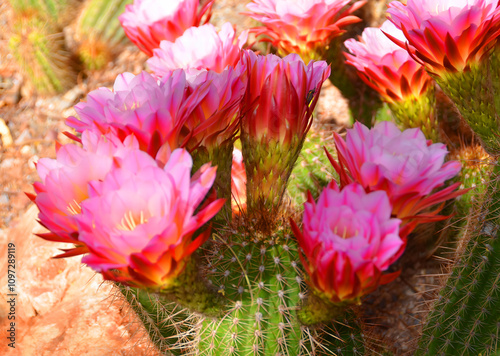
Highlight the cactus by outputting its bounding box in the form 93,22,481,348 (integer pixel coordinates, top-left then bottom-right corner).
416,163,500,356
118,285,194,355
8,0,77,26
115,221,366,355
387,86,439,142
9,17,78,95
74,0,132,70
453,145,491,217
288,129,337,206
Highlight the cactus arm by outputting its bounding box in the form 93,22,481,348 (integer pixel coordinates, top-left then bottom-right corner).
417,163,500,355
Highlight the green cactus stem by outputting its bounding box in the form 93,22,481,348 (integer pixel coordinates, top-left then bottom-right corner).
387,85,439,142
195,223,364,355
9,18,77,95
416,162,500,355
287,129,337,207
8,0,77,26
192,141,234,222
240,134,305,232
297,291,349,326
434,61,500,156
75,0,132,70
432,144,492,257
118,220,365,355
118,284,194,355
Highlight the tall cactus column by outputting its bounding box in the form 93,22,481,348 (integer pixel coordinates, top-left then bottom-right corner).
415,51,500,356
417,162,500,355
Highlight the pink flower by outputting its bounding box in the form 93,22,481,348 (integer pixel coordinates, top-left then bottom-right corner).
344,21,434,103
244,0,365,61
240,51,330,217
242,51,330,145
28,131,139,258
77,148,224,289
147,23,248,76
328,122,463,224
231,148,246,215
291,182,405,303
66,68,246,155
386,0,500,75
180,64,247,150
119,0,214,56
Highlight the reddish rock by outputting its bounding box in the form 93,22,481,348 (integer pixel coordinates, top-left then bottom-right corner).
0,205,160,356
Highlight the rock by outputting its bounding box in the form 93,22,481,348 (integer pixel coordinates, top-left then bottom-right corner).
0,206,160,356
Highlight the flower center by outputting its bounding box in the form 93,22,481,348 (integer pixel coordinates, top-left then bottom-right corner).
117,210,149,231
67,200,82,215
334,225,358,239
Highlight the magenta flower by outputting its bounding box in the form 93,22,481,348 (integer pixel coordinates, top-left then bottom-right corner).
291,182,405,303
119,0,214,56
76,148,224,289
28,131,139,258
386,0,500,75
240,50,330,217
242,51,330,145
244,0,365,62
180,64,247,150
66,68,246,156
231,148,246,216
344,21,433,103
328,122,463,226
147,23,248,76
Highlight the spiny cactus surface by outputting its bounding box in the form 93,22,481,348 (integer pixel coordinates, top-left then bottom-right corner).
288,129,337,207
417,163,500,356
9,18,77,94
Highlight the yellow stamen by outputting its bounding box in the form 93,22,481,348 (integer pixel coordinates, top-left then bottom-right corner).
67,200,82,215
117,210,148,231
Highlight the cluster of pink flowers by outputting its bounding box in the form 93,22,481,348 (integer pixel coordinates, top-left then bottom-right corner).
30,130,224,289
32,3,333,289
32,0,469,304
66,67,247,155
293,122,463,303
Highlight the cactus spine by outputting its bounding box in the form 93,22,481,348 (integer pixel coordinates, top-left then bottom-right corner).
416,162,500,355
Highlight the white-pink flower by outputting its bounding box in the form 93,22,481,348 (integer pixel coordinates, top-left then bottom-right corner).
344,21,433,102
147,23,248,76
328,121,464,225
119,0,214,56
29,131,139,257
